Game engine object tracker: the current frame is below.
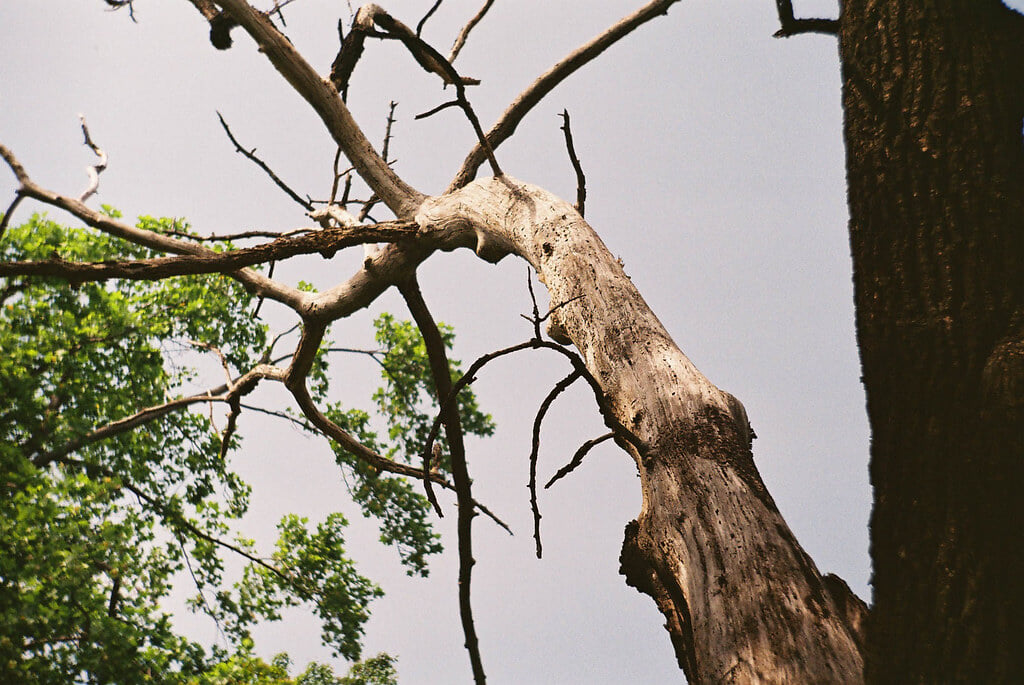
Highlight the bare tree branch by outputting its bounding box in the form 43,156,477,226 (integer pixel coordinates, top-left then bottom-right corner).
545,431,614,489
529,369,582,559
217,111,314,211
559,110,586,217
0,220,417,283
399,275,487,683
210,0,424,216
416,0,443,37
30,363,281,469
77,115,108,203
448,0,495,63
773,0,838,38
0,192,24,239
0,142,308,308
449,0,679,190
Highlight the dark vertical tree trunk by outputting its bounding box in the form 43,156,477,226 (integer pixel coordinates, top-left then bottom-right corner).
839,2,1024,681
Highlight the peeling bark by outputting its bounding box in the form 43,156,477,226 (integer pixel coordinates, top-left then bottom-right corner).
416,178,864,683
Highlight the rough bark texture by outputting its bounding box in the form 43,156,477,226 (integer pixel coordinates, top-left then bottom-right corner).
839,2,1024,681
417,178,865,683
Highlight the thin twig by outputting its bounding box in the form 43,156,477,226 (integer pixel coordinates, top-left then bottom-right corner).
559,110,587,216
529,369,582,559
545,432,615,488
417,0,444,37
217,112,314,211
448,0,495,63
0,193,24,240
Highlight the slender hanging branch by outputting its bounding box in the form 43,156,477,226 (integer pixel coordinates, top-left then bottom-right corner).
398,275,487,684
528,369,582,559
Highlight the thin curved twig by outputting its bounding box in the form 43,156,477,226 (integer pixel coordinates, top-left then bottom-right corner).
559,109,586,216
217,111,314,211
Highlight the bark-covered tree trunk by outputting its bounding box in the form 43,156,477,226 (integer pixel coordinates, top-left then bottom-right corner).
418,178,866,683
839,2,1024,681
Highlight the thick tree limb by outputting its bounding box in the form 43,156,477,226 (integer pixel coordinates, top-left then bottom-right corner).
448,0,680,190
416,177,865,681
0,221,418,283
399,275,487,684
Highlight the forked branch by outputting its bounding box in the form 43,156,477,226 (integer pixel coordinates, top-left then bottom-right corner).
449,0,680,190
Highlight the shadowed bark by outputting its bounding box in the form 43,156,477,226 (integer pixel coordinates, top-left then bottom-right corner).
839,2,1024,681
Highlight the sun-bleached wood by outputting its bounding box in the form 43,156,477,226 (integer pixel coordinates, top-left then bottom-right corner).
416,177,865,683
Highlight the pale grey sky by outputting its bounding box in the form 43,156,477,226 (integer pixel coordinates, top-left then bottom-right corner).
0,1,915,682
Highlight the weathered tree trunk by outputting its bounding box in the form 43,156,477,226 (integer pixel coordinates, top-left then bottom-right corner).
839,2,1024,681
418,178,866,683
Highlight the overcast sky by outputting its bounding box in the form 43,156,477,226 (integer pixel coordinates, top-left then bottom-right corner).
6,1,1005,683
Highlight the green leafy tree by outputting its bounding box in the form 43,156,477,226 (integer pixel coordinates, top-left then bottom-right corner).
1,213,490,682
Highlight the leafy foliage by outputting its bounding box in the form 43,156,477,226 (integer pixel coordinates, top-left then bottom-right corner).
323,314,495,576
1,214,492,681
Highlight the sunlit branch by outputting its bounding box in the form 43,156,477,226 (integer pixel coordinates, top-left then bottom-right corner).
77,115,108,203
449,0,679,190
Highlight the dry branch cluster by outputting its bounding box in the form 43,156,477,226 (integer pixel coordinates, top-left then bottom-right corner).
1,1,870,683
